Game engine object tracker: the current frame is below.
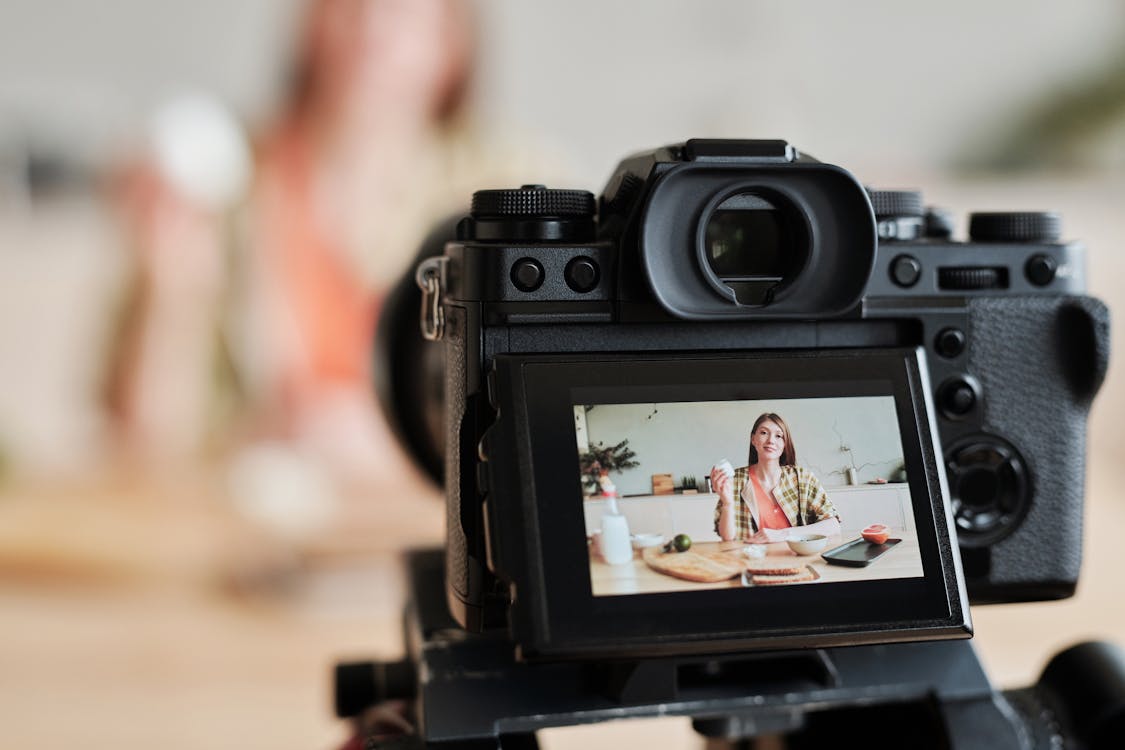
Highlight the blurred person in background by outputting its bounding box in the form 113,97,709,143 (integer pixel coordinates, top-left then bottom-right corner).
104,0,561,551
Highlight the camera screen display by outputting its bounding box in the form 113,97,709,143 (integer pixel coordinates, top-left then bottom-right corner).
575,396,925,597
497,348,969,658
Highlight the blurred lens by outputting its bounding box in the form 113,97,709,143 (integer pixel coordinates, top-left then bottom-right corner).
703,192,807,305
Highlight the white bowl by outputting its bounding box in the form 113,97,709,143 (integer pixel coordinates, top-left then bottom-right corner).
631,533,665,549
786,534,828,555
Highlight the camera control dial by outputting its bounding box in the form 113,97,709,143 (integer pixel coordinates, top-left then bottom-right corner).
868,189,923,219
945,434,1032,547
469,185,596,242
867,189,925,241
472,185,596,218
969,212,1061,242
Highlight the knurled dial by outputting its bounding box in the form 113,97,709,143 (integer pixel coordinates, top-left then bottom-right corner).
969,212,1061,242
867,189,925,241
867,189,924,218
471,185,596,219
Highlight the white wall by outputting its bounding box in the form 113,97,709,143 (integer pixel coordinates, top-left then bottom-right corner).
582,396,904,496
476,1,1125,183
3,1,1125,177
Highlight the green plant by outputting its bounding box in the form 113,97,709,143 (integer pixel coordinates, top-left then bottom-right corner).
679,474,698,491
578,439,639,494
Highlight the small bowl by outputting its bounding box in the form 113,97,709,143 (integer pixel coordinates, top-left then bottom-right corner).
631,533,665,550
786,534,828,555
742,544,768,559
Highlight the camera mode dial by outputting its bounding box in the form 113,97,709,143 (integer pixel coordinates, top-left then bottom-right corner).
867,189,925,241
468,185,596,243
969,212,1061,243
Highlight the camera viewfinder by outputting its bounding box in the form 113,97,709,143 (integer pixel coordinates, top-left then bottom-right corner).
703,192,808,306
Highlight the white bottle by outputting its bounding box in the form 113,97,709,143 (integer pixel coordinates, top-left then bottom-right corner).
601,511,633,565
600,489,633,565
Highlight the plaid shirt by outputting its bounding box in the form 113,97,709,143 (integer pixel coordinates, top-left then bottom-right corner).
713,464,839,540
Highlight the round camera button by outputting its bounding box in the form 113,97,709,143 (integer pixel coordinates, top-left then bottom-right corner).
946,384,976,414
944,433,1031,547
938,375,982,420
565,256,600,293
890,255,922,287
511,258,544,292
1026,254,1058,286
935,327,967,358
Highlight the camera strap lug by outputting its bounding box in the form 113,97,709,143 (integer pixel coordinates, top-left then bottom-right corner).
416,256,449,341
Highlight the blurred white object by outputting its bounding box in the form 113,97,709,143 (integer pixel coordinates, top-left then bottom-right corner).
226,442,339,542
601,513,633,565
743,544,768,559
631,533,664,550
149,93,251,209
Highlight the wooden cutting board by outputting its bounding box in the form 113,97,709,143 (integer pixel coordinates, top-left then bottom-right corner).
651,474,675,495
641,546,745,583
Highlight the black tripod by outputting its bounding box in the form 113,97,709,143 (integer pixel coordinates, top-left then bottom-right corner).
335,549,1125,749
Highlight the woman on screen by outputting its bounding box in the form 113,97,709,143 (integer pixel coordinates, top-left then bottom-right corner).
712,413,841,543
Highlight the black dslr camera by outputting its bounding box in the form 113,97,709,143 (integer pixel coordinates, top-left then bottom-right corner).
405,138,1107,656
358,140,1118,747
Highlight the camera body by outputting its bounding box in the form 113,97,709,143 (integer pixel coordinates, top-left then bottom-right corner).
419,139,1108,658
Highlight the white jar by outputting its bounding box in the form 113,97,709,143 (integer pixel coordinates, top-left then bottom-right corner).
600,513,633,565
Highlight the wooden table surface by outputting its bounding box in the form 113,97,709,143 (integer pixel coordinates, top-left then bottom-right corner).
590,534,923,596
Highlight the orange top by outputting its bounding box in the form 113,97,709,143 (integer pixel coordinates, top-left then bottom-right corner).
749,471,792,531
254,131,380,412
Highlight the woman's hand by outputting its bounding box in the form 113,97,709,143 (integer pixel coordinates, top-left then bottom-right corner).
745,528,789,544
710,466,733,506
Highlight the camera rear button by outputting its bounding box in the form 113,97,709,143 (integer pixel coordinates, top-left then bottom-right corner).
511,258,544,292
890,255,922,288
1026,254,1058,286
565,256,600,293
938,375,982,419
935,328,966,358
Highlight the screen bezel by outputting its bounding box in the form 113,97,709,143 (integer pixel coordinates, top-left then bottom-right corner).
487,348,969,659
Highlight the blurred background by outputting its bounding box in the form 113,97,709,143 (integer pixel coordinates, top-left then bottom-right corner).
2,1,1124,747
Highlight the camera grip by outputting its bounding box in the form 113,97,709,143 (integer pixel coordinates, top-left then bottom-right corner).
963,295,1110,597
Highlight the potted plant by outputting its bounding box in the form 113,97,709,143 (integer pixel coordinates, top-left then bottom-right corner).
578,440,640,497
